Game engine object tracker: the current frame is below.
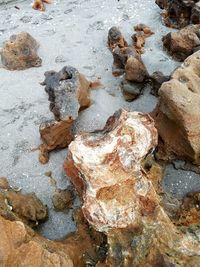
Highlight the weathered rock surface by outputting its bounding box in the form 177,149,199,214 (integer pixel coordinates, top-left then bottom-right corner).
162,25,200,61
39,66,96,164
0,32,42,70
65,109,200,266
132,24,154,54
0,178,48,227
153,51,200,164
32,0,51,12
107,27,149,100
156,0,200,28
0,179,106,267
150,71,171,96
52,188,74,211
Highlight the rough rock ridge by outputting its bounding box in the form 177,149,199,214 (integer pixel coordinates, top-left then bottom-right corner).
65,109,200,266
153,50,200,164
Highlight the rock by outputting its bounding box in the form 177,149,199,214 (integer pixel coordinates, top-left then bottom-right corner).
0,32,42,70
162,25,200,61
132,24,154,54
150,71,170,96
0,180,48,227
0,178,106,267
52,188,74,211
32,0,51,12
107,27,149,100
153,51,200,164
64,109,200,266
156,0,200,28
0,177,10,190
39,66,96,164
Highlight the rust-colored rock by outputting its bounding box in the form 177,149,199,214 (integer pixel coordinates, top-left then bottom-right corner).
0,178,48,227
153,51,200,164
132,24,154,54
107,27,149,100
0,179,106,267
0,32,42,70
39,66,96,164
162,25,200,61
32,0,51,11
65,109,200,266
156,0,200,28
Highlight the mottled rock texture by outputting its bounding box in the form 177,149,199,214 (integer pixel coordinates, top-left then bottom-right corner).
132,24,154,54
32,0,51,12
65,109,200,266
153,51,200,164
156,0,200,28
162,25,200,61
0,179,106,267
0,32,42,70
39,66,95,164
107,27,149,101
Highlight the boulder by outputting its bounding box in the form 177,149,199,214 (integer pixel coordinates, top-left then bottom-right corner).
0,32,42,70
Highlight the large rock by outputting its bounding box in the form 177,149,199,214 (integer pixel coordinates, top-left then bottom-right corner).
156,0,200,28
153,51,200,164
39,66,96,164
64,109,200,266
0,32,42,70
162,25,200,61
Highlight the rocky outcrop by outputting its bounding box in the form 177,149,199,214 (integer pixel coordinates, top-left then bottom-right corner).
0,178,106,267
0,32,42,70
156,0,200,28
64,109,200,266
32,0,51,12
39,66,97,164
153,51,200,164
107,27,149,101
162,25,200,61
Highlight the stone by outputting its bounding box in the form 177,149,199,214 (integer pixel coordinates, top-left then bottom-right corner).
0,32,42,70
52,188,74,211
153,51,200,164
32,0,51,12
39,66,99,164
107,27,149,100
156,0,200,28
162,25,200,61
0,177,10,190
132,24,154,54
64,109,200,266
150,71,170,96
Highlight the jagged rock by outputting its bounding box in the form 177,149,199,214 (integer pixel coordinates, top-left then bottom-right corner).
0,209,106,267
162,25,200,61
0,32,42,70
52,188,74,211
0,179,48,227
107,27,149,100
64,109,200,266
150,71,170,96
153,51,200,164
156,0,200,28
39,66,96,164
0,179,106,266
32,0,51,12
132,24,154,54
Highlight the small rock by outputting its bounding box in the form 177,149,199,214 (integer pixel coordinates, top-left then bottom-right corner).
52,189,73,211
